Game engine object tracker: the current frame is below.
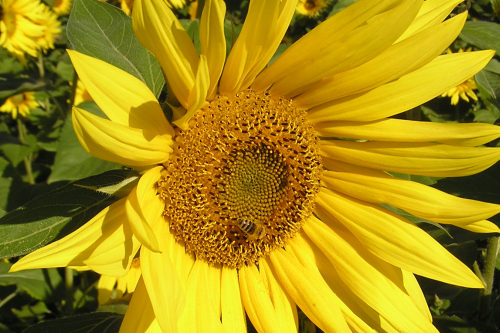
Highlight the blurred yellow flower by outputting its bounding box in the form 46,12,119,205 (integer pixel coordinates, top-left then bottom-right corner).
0,0,61,61
10,0,500,332
52,0,72,15
98,258,141,305
0,92,39,119
441,48,479,105
296,0,327,16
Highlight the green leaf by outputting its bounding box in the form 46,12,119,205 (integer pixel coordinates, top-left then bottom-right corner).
22,312,123,333
0,262,62,301
460,21,500,54
485,58,500,75
0,142,34,168
67,0,164,97
48,106,120,183
0,169,138,259
0,78,46,100
475,69,500,103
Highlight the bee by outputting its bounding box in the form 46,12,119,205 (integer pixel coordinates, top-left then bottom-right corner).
236,218,265,240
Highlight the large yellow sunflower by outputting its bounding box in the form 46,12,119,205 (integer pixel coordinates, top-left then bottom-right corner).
0,0,61,61
11,0,500,332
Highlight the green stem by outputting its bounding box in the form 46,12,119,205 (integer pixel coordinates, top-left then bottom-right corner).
17,118,34,184
479,236,499,319
64,268,74,313
37,56,45,79
0,291,17,309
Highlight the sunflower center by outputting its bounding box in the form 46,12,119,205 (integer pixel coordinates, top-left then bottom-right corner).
219,144,287,226
157,90,322,268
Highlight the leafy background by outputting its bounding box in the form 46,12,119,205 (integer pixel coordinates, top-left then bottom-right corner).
0,0,499,332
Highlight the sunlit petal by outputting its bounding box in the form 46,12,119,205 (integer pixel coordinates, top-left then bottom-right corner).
308,51,495,122
132,0,199,109
321,162,500,226
220,0,297,94
72,108,173,167
321,140,500,177
67,49,173,136
316,189,484,288
10,198,140,276
200,0,226,99
315,118,500,147
125,166,164,252
239,262,297,332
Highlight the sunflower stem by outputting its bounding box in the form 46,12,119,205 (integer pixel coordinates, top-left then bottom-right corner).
479,236,499,318
64,268,74,313
37,56,45,79
16,118,34,184
0,291,17,309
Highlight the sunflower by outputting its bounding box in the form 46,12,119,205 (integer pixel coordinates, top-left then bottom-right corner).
52,0,72,15
0,0,61,61
441,48,480,105
11,0,500,332
0,91,39,119
296,0,327,17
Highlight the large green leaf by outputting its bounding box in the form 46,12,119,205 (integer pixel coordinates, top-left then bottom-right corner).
22,312,123,333
0,169,138,259
0,262,62,301
66,0,164,97
460,21,500,55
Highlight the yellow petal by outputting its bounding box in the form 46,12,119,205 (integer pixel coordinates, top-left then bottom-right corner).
219,0,297,94
288,234,378,332
239,262,297,333
72,107,173,167
10,198,140,276
97,275,116,305
320,140,500,177
268,247,352,332
304,217,437,333
460,220,500,234
401,269,433,322
295,12,466,108
173,55,210,130
254,0,412,92
307,51,495,122
132,0,199,109
200,0,226,99
120,278,161,333
397,0,464,42
316,189,484,288
321,164,500,225
141,221,187,333
125,167,163,252
178,260,224,332
221,267,247,333
315,118,500,147
67,50,173,136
